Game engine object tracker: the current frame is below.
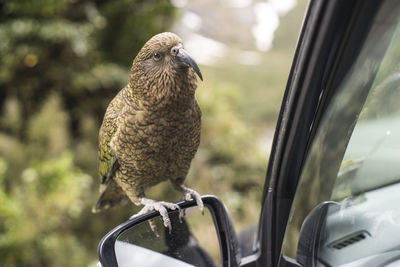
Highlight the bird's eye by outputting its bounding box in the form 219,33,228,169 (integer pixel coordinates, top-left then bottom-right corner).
153,52,162,61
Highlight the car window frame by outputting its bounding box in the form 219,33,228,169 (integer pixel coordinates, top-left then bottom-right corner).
280,1,400,264
254,1,386,266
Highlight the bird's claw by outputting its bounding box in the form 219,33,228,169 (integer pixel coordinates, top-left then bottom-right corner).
183,188,204,215
131,199,181,232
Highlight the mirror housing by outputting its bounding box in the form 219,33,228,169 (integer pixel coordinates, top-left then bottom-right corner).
97,195,241,267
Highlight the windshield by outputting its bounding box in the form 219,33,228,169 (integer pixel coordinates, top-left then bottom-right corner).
333,21,400,199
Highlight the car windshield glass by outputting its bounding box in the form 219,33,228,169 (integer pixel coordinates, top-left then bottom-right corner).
333,26,400,199
281,1,400,266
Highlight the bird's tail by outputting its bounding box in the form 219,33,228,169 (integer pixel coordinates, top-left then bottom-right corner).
92,179,129,213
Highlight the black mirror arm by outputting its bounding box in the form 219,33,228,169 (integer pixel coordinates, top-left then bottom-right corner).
209,198,241,266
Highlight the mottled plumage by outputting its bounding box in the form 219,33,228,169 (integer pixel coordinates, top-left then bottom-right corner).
92,32,203,228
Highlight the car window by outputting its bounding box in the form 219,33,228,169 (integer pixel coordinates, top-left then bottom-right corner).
280,1,400,266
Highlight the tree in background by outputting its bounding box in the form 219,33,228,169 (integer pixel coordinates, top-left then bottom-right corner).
0,0,175,266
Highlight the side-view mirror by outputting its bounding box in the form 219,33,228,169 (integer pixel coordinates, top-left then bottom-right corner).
97,195,241,267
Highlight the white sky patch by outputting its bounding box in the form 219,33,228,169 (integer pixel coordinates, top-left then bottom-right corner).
252,0,297,52
182,11,203,31
170,0,188,8
222,0,253,8
252,2,279,52
184,33,227,65
174,0,297,65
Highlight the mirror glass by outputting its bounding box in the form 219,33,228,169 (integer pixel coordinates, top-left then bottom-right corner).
115,206,221,267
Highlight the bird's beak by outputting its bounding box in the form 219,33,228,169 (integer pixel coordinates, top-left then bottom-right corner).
176,48,203,81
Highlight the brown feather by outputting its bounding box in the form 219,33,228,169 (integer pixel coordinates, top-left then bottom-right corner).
93,32,201,212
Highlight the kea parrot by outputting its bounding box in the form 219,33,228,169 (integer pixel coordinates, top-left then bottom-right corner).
92,32,204,230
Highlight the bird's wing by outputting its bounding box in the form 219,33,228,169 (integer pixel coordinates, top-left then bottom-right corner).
92,89,127,212
98,115,118,182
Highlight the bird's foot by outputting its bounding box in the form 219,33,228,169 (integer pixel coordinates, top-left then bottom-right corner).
182,188,204,215
130,198,181,232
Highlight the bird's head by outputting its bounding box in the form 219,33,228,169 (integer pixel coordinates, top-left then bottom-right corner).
130,32,202,102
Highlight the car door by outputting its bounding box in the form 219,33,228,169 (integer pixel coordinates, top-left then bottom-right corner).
259,0,400,266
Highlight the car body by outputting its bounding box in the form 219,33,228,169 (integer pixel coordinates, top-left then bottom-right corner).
97,0,400,266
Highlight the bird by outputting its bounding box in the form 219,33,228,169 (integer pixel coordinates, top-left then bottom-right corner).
92,32,204,230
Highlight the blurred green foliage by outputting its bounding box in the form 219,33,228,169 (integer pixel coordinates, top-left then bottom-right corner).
0,153,92,266
0,0,176,266
0,0,307,265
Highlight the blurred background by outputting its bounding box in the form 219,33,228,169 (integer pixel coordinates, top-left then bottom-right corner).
0,0,307,266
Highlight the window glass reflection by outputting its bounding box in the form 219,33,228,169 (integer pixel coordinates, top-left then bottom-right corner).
116,207,221,267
